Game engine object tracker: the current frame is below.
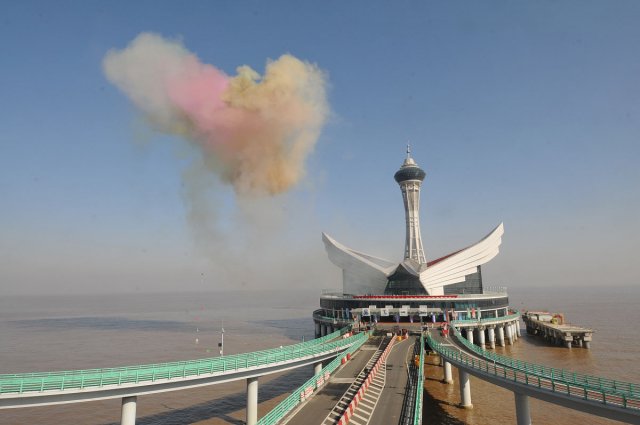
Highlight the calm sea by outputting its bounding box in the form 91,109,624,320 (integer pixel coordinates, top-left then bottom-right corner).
0,286,638,424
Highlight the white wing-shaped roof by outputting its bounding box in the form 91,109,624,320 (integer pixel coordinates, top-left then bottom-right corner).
322,233,397,293
419,223,504,291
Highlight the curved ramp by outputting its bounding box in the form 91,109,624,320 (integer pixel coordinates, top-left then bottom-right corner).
427,329,640,424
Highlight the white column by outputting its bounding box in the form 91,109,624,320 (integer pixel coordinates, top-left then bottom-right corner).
477,327,486,349
488,327,496,349
516,320,522,337
458,370,473,409
314,362,322,376
506,324,513,345
515,392,531,425
497,326,505,347
466,327,474,345
443,360,453,384
246,377,259,425
120,396,137,425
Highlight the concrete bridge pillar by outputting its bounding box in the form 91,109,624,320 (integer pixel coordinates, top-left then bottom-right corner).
246,377,259,425
488,327,496,349
120,396,137,425
515,391,531,425
477,327,486,349
321,324,327,337
497,326,505,347
512,323,518,341
506,323,513,345
315,322,321,338
314,362,322,376
516,320,522,337
466,327,474,345
443,360,453,384
458,370,473,409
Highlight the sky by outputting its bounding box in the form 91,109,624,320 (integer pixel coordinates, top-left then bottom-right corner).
1,1,639,295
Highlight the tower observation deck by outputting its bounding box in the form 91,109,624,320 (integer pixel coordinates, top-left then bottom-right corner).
394,146,427,264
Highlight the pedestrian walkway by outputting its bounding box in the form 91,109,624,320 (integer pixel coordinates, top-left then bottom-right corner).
284,337,386,425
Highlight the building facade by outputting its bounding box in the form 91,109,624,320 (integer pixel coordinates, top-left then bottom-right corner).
314,149,518,339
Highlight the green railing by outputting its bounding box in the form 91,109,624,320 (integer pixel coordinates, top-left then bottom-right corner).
449,326,640,398
0,327,354,395
257,331,369,425
412,334,424,425
426,332,640,411
451,311,520,326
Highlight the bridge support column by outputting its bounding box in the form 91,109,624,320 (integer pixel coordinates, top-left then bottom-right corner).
488,327,496,349
516,320,522,337
458,370,473,409
506,324,513,345
120,396,137,425
512,323,518,341
497,326,505,347
584,340,591,349
515,392,531,425
315,322,321,338
246,377,259,425
321,324,327,337
466,328,474,345
478,327,486,349
314,362,322,376
443,360,453,384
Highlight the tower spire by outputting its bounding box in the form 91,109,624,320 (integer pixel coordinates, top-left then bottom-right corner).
394,148,427,264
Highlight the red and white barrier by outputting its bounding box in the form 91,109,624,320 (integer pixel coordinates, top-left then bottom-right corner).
335,337,396,425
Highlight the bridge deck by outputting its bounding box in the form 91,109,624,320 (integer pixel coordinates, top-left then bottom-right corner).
283,337,383,425
427,328,640,424
367,336,413,425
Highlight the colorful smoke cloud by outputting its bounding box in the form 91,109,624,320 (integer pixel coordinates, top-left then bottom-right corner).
103,32,329,195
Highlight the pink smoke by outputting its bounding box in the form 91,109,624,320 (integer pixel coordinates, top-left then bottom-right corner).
103,32,329,195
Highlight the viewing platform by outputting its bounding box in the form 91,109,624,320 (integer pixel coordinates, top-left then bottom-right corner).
522,311,593,349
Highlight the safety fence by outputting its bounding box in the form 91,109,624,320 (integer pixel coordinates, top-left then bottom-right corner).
336,336,395,425
451,311,520,326
449,326,640,398
412,335,424,425
256,331,369,425
0,327,352,395
426,332,640,412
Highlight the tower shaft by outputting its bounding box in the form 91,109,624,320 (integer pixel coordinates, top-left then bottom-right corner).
400,180,426,263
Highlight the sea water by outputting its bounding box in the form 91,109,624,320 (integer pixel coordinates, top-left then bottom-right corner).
0,286,638,424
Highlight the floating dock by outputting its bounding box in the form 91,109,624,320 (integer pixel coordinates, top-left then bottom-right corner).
522,311,593,349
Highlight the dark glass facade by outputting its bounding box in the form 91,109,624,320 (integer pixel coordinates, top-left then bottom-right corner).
384,264,427,295
319,295,509,311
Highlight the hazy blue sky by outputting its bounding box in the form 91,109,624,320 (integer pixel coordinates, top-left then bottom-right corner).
1,1,639,295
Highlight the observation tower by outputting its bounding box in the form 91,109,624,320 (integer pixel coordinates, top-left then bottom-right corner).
394,146,427,264
315,148,514,339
